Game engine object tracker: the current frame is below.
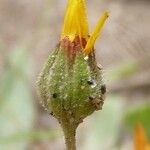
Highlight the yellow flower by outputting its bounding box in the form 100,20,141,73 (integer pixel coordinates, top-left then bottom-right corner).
134,123,150,150
61,0,109,55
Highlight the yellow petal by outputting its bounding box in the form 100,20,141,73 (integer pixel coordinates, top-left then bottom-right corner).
61,0,78,41
134,123,148,150
76,0,89,40
61,0,89,41
84,11,109,55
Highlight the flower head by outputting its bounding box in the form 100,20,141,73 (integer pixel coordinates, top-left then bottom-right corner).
37,1,108,149
134,123,150,150
61,0,109,56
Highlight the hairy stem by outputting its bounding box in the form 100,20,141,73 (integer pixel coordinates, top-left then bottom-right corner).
62,123,77,150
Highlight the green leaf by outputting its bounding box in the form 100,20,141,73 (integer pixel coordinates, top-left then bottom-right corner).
124,101,150,139
0,129,61,144
0,47,35,150
106,60,138,81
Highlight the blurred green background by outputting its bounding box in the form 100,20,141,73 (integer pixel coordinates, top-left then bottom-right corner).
0,0,150,149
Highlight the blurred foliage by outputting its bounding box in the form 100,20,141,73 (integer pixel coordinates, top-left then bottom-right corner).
0,47,62,149
0,129,61,144
106,60,138,82
79,95,125,150
0,47,36,149
124,101,150,140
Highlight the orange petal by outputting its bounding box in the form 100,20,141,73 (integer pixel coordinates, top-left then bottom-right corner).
145,145,150,150
134,123,148,150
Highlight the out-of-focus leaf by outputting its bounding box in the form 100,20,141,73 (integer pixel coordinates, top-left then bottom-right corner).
79,95,125,150
106,60,138,82
0,129,61,144
124,101,150,139
0,48,35,150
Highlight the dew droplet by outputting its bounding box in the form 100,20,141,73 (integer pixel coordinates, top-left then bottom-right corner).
84,56,89,60
91,82,97,88
87,80,93,85
87,80,97,88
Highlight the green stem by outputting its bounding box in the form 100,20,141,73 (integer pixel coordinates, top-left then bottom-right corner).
62,124,77,150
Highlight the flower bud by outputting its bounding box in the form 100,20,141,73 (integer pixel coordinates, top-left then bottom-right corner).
37,0,109,149
38,36,106,126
